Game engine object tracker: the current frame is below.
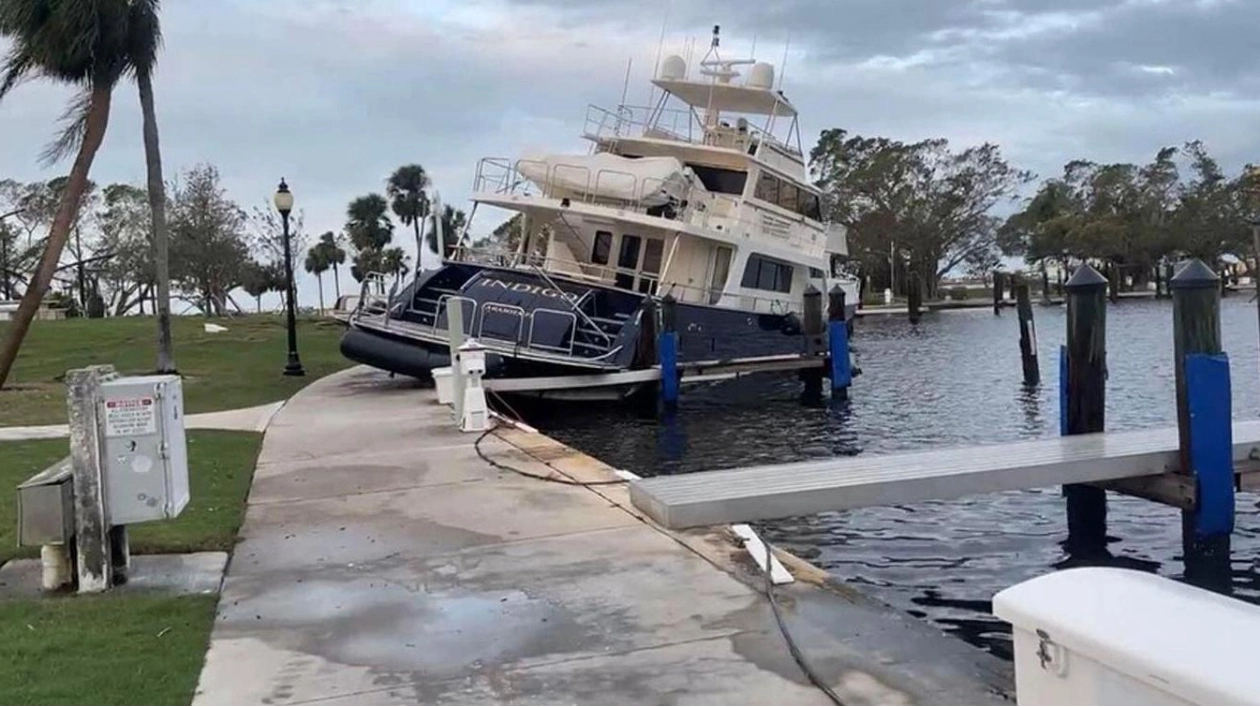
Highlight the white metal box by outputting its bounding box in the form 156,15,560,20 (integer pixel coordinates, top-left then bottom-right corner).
993,567,1260,705
99,374,189,525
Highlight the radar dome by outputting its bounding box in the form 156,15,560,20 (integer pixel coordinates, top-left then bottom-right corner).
748,62,775,90
660,55,686,81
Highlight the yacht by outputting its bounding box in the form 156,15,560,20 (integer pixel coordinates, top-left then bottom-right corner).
341,27,860,398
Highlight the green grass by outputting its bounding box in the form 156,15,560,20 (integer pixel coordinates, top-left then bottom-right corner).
0,314,351,426
0,430,263,563
0,593,218,705
0,430,262,704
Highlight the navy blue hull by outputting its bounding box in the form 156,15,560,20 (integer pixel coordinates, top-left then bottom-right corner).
339,263,830,383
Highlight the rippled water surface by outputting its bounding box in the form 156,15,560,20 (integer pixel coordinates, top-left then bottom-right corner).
522,296,1260,658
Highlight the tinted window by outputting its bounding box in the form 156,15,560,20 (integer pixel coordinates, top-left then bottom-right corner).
755,172,779,204
592,231,612,265
740,254,794,294
778,182,799,212
800,193,822,221
688,165,747,195
642,239,664,274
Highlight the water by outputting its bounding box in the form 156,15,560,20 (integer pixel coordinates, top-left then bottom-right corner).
521,296,1260,659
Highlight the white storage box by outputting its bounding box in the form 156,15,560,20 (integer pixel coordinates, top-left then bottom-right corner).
433,367,453,405
993,567,1260,705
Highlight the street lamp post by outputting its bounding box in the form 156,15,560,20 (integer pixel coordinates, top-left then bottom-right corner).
274,179,305,377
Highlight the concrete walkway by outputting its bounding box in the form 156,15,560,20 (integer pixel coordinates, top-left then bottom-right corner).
194,367,1011,705
0,401,284,441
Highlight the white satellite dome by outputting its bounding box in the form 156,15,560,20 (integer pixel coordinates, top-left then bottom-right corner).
748,62,775,90
659,54,686,81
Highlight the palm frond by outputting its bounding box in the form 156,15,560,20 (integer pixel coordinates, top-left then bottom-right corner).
39,84,93,165
0,46,37,99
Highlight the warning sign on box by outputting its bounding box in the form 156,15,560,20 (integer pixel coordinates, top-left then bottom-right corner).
104,396,156,438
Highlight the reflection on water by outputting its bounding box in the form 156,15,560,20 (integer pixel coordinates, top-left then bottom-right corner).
522,297,1260,659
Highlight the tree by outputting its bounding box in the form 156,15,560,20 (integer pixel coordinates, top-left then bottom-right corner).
125,0,174,371
345,194,393,282
810,128,1032,299
251,202,307,277
0,0,137,388
304,246,330,313
386,164,430,262
317,231,346,297
239,259,284,313
430,204,467,258
168,164,249,316
94,183,154,315
380,246,409,278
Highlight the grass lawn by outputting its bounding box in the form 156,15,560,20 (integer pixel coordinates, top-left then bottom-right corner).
0,430,262,705
0,594,218,705
0,430,263,563
0,314,351,426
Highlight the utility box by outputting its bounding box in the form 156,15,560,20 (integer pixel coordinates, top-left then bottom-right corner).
99,375,189,525
16,458,74,546
994,567,1260,705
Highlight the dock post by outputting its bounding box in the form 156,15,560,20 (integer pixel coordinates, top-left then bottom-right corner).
801,285,825,398
1040,265,1052,305
1014,276,1040,386
659,294,679,408
828,285,852,399
907,271,922,324
66,366,113,593
992,271,1003,315
1171,259,1232,590
1063,264,1108,556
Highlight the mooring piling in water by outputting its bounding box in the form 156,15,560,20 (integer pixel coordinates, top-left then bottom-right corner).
1171,259,1233,590
1063,263,1109,556
1014,275,1040,386
658,294,679,408
801,285,825,398
828,285,852,399
992,271,1004,315
907,272,923,324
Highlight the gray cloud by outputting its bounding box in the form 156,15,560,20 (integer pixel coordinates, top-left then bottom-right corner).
1,0,1256,306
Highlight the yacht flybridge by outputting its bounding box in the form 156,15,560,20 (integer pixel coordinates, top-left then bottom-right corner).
341,26,860,398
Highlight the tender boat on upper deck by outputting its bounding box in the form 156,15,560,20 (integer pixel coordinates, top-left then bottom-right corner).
341,26,860,399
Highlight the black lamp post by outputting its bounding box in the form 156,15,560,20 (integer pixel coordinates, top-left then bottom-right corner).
275,178,305,377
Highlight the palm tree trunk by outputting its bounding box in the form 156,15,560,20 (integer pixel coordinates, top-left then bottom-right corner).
332,265,341,298
316,272,325,315
0,86,113,389
139,70,176,373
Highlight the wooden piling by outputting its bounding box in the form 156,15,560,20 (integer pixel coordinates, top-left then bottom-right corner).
801,285,825,395
907,271,922,324
1014,276,1040,386
659,294,679,407
1063,264,1108,556
1040,266,1052,305
1171,259,1231,589
992,271,1003,315
828,285,851,398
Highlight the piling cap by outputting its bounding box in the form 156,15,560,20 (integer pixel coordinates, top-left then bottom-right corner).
804,284,820,295
1064,263,1108,291
829,284,845,295
1169,258,1219,290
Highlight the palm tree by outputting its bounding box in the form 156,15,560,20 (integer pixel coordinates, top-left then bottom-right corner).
380,246,409,279
386,164,430,261
128,0,174,373
345,194,393,282
431,204,468,258
304,247,330,314
318,231,346,297
0,0,134,389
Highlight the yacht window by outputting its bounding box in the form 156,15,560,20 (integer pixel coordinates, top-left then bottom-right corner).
592,231,612,265
755,172,779,204
809,267,825,278
642,239,665,274
800,192,823,221
778,182,799,213
688,164,747,195
740,253,794,294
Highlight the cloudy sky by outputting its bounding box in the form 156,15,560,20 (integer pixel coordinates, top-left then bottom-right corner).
1,0,1257,306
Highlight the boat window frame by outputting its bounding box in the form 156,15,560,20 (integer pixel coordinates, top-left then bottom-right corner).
740,253,795,294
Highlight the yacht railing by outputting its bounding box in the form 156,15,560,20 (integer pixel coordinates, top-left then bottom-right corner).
581,103,801,157
449,245,799,315
473,157,690,215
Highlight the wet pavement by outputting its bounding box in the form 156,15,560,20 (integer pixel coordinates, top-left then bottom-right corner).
194,366,1011,705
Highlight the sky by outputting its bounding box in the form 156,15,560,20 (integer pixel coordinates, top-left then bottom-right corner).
1,0,1257,309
